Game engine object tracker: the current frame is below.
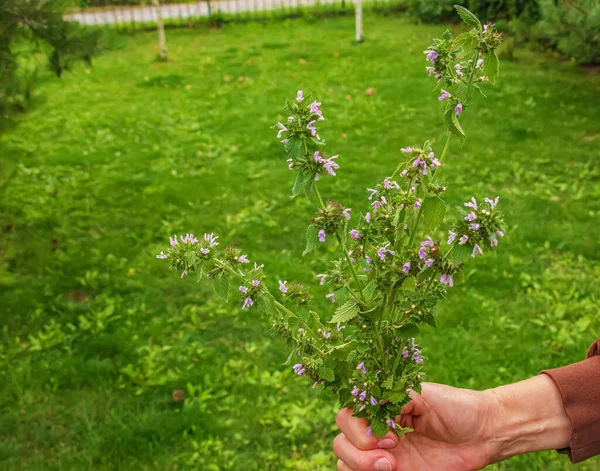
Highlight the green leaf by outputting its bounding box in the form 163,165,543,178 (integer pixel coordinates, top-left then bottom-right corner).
381,376,394,389
258,293,278,317
451,243,472,263
285,136,304,158
303,224,319,256
422,196,447,232
445,108,466,140
317,366,335,382
363,281,377,302
486,51,500,84
292,171,308,197
397,323,419,338
455,81,468,101
382,389,408,403
213,276,230,301
330,300,360,324
401,277,416,291
370,418,390,439
472,83,487,98
454,30,475,46
454,5,481,27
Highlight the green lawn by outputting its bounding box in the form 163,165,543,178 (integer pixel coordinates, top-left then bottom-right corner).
1,14,600,470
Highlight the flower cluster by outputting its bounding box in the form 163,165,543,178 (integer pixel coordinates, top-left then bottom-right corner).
156,6,504,440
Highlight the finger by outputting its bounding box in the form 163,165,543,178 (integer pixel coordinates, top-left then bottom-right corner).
333,433,396,471
337,459,354,471
336,408,398,450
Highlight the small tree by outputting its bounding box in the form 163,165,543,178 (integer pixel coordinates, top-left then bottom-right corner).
0,0,100,114
151,0,168,61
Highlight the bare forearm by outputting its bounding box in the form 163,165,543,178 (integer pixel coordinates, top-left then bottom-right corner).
484,375,571,463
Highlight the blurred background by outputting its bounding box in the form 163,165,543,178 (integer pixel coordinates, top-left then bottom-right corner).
1,0,599,469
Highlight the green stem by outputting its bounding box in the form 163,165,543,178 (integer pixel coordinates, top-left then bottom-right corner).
314,183,367,303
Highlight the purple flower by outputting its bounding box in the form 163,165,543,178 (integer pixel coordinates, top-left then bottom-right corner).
287,159,294,170
323,156,339,176
201,248,209,254
276,122,288,139
281,139,289,144
465,212,477,222
402,347,409,358
278,280,288,293
490,234,498,248
440,273,454,287
238,255,250,263
384,178,400,190
253,262,264,272
402,262,411,274
399,169,408,177
425,258,435,267
323,331,331,339
367,188,378,200
242,297,254,309
413,158,427,175
401,146,413,153
366,428,372,436
484,196,500,209
351,386,360,396
464,197,478,211
455,63,463,76
414,199,422,210
349,229,361,240
438,89,451,101
424,50,438,63
365,212,371,223
365,255,372,264
476,58,484,69
318,230,326,243
426,66,436,76
298,368,305,376
370,396,378,406
287,116,294,122
156,251,167,259
293,363,303,373
251,280,260,287
386,419,396,429
469,223,481,231
431,158,441,167
239,286,248,293
181,233,198,244
377,242,395,261
205,233,219,247
337,323,346,332
418,247,427,260
497,230,504,238
459,235,469,245
483,23,490,34
343,208,352,220
472,244,483,258
421,236,434,247
356,362,367,375
326,293,336,303
359,391,367,402
448,231,458,244
169,235,178,247
181,270,188,278
317,273,327,285
307,120,317,136
310,100,322,117
456,104,463,116
296,90,303,102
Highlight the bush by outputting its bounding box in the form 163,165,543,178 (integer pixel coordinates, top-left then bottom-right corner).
465,0,540,21
407,0,455,23
531,0,600,64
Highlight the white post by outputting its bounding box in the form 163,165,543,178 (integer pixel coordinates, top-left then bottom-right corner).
355,0,363,42
152,0,168,61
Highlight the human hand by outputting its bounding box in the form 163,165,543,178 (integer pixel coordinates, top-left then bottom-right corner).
333,376,570,471
333,382,495,471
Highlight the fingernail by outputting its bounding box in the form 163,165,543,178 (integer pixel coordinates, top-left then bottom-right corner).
374,457,392,471
377,438,396,449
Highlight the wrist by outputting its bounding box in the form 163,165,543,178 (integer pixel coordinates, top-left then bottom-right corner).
482,375,571,464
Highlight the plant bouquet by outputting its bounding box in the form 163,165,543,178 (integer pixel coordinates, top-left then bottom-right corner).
156,6,505,438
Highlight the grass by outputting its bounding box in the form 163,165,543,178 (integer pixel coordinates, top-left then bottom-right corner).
1,13,600,470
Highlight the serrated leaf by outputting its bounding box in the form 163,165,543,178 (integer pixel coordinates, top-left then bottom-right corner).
451,243,472,263
303,224,319,256
422,196,447,232
334,286,350,305
370,418,390,439
258,293,278,317
454,5,480,27
381,376,394,389
486,51,499,84
397,323,420,338
363,281,377,302
454,30,475,46
401,277,417,291
285,136,304,158
292,171,307,197
473,83,487,98
317,366,335,382
382,390,408,403
330,300,360,324
213,276,230,301
445,108,466,140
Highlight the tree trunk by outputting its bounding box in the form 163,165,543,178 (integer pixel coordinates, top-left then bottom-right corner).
355,0,362,42
152,0,168,61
